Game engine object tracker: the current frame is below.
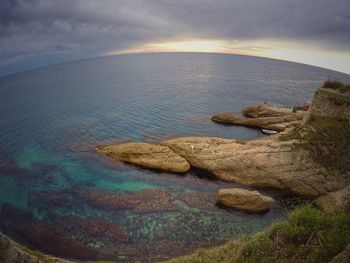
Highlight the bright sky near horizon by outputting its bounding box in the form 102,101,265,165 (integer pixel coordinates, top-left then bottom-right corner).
1,0,350,76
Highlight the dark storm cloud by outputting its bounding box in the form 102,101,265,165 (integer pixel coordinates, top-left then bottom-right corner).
0,0,350,75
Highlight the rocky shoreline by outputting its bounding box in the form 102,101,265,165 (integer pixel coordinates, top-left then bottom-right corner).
97,84,350,204
1,81,349,262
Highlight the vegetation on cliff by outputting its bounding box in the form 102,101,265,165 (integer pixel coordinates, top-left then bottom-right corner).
279,116,350,175
164,205,350,263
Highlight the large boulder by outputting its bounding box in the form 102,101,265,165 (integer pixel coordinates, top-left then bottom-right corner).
316,185,350,213
97,142,190,173
161,136,349,197
217,188,273,213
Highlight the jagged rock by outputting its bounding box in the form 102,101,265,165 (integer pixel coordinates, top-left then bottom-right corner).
161,136,349,197
0,205,90,262
217,188,273,213
316,185,350,213
177,191,217,210
329,245,350,263
97,142,190,173
0,231,40,263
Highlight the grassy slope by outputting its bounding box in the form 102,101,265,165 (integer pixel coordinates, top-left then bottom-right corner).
164,206,350,263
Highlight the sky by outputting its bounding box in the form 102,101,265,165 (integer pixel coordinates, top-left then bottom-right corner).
0,0,350,77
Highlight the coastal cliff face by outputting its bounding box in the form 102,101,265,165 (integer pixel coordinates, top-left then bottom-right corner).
305,86,350,121
161,135,349,197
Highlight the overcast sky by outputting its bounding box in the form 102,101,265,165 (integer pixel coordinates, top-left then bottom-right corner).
1,0,350,76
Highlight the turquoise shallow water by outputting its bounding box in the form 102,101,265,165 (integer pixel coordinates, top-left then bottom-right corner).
0,53,350,262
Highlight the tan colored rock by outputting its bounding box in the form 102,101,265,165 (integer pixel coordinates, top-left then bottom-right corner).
211,112,303,132
242,104,305,118
217,188,273,213
97,142,190,173
161,136,349,197
316,185,350,213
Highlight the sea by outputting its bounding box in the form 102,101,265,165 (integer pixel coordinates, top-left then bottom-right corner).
0,53,349,262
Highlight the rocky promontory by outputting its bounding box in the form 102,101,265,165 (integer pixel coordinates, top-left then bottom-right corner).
96,82,350,198
211,105,306,132
161,135,348,197
97,142,190,173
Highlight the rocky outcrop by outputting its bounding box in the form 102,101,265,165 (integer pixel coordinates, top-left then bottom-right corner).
304,87,350,123
242,105,304,118
161,136,349,197
211,112,302,131
211,105,305,132
316,185,350,213
0,231,71,263
97,142,190,173
217,188,273,213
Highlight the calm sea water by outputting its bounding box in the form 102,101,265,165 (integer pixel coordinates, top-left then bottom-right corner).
0,53,349,262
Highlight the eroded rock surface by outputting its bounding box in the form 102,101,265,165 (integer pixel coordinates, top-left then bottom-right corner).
97,142,190,173
161,136,349,197
217,188,273,213
211,112,302,131
212,104,306,132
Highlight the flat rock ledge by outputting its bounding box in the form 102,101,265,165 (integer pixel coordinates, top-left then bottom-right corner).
161,136,349,197
97,142,190,173
217,188,274,213
211,104,306,132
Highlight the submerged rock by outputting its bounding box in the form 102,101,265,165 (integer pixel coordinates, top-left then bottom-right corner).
217,188,273,213
97,142,190,173
161,136,349,197
74,187,181,213
316,185,350,213
0,204,102,261
51,215,130,243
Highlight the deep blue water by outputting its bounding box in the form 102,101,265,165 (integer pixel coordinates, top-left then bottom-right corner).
0,53,349,262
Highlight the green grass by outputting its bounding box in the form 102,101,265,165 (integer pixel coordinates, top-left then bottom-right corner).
163,205,350,263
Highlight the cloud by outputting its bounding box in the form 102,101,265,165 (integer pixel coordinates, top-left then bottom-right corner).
0,0,349,75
